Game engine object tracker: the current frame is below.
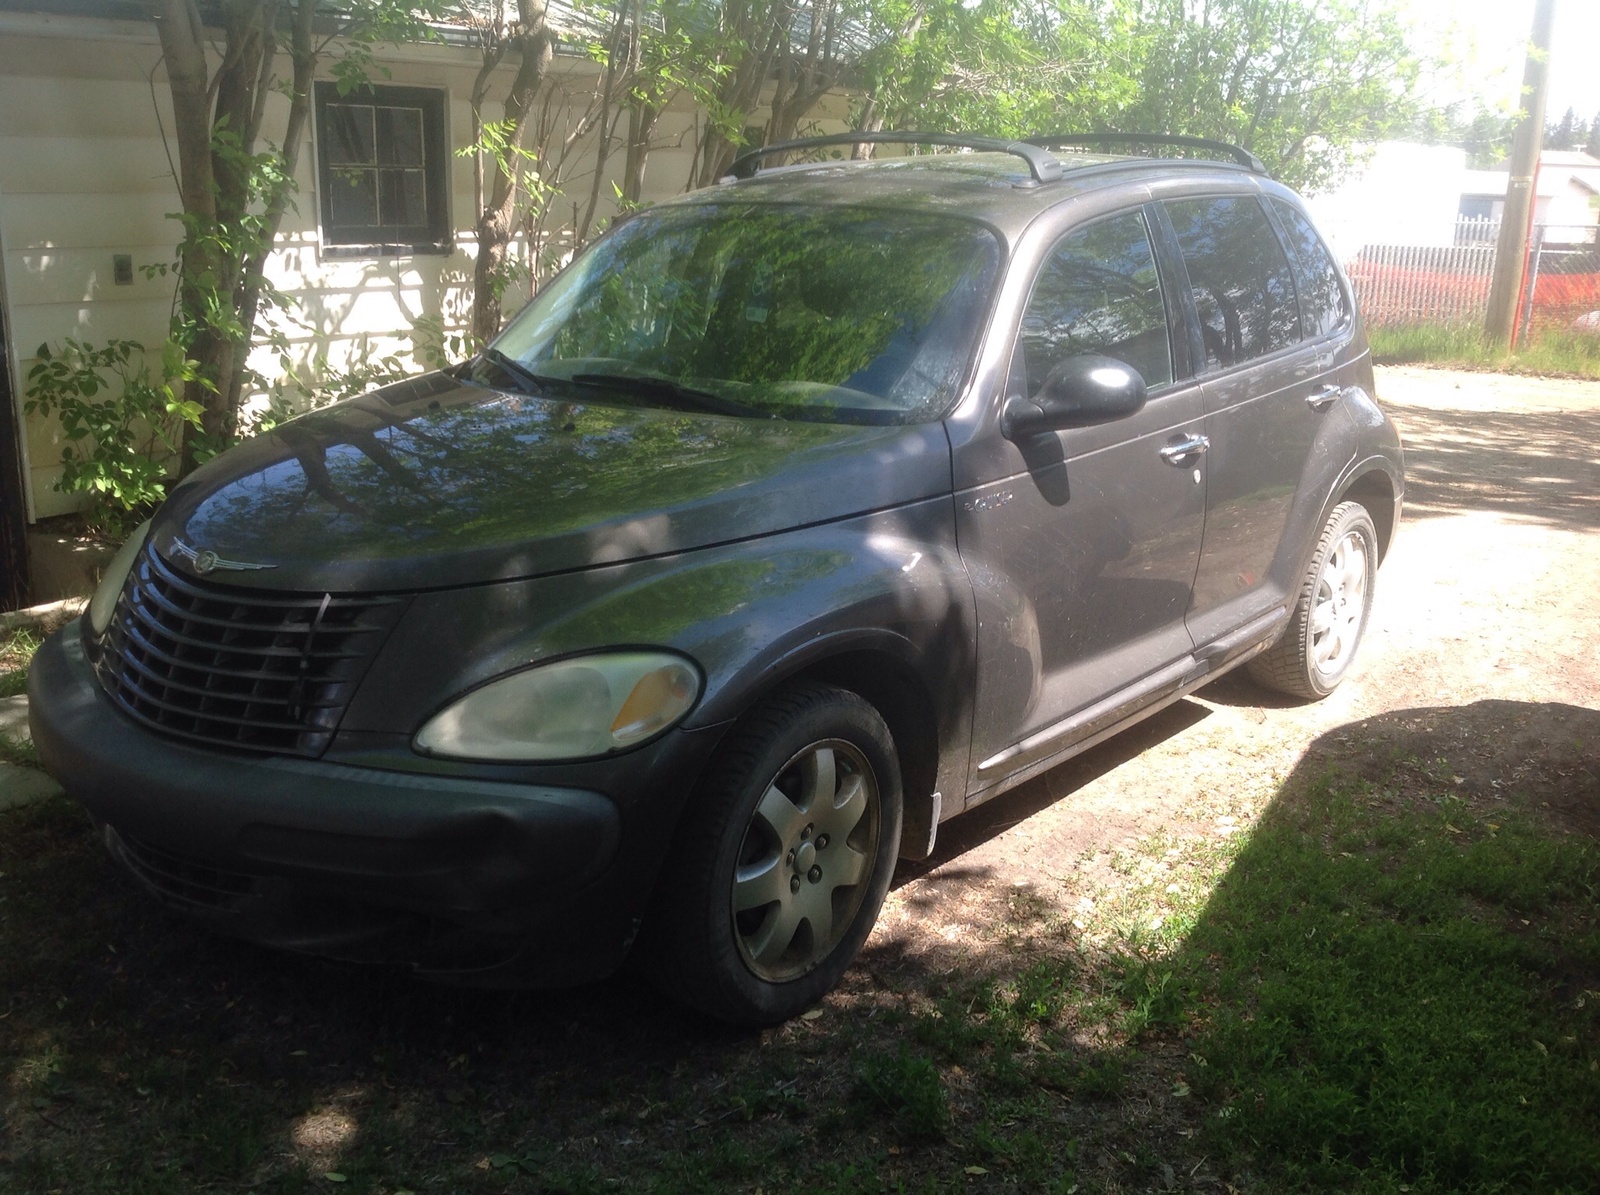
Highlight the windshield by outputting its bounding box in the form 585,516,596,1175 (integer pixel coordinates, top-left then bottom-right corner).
488,202,1002,424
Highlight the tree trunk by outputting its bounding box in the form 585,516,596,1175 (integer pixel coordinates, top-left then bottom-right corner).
577,5,632,242
223,0,318,423
693,0,789,188
154,0,224,470
470,0,555,344
764,0,836,148
851,96,883,158
622,101,661,203
158,0,293,468
153,0,441,471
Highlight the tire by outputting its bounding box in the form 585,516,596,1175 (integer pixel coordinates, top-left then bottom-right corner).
640,683,903,1026
1247,500,1377,700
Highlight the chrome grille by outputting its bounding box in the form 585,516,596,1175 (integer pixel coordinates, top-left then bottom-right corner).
90,544,405,756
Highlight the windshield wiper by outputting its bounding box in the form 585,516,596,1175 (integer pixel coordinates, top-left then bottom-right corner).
473,348,548,396
569,373,772,420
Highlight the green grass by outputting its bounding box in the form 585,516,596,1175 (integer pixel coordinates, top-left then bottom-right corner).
1184,780,1600,1190
0,627,41,765
1369,323,1600,378
0,626,39,699
1,711,1595,1191
854,1046,949,1140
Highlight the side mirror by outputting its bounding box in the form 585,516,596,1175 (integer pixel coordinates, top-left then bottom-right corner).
1001,354,1148,440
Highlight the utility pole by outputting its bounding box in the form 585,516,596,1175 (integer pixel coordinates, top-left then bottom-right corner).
1485,0,1557,345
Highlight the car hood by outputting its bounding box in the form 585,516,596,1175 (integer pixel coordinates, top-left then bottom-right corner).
153,372,953,592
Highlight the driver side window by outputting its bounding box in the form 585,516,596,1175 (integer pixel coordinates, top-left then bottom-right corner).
1012,210,1173,398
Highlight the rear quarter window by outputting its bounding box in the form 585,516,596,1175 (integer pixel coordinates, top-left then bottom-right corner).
1269,198,1350,339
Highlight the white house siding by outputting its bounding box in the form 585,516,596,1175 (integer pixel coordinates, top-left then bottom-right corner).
1535,182,1600,237
0,18,183,516
0,12,721,519
1306,144,1600,266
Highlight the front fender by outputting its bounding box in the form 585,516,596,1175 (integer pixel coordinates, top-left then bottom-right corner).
342,496,976,805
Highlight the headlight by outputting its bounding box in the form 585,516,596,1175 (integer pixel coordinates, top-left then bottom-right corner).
413,652,702,762
88,520,151,637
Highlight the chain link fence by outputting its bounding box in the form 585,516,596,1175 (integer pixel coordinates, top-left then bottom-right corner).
1343,218,1600,343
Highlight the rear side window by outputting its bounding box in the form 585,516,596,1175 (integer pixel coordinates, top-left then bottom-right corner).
1269,199,1349,339
1014,210,1173,395
1164,196,1300,370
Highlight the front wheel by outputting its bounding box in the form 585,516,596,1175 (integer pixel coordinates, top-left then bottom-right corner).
640,683,902,1025
1248,500,1377,700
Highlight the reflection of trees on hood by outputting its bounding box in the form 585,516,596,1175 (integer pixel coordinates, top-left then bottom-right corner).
183,384,856,561
180,203,996,565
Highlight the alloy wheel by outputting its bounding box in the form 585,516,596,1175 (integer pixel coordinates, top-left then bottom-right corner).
731,739,880,982
1311,529,1369,680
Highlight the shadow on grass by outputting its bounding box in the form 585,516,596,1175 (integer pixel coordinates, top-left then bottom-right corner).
1162,698,1600,1190
1,699,1596,1192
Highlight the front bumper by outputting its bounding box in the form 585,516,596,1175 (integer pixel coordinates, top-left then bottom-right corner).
28,626,634,982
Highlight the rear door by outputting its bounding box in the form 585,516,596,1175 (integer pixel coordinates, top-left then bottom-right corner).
1160,193,1351,650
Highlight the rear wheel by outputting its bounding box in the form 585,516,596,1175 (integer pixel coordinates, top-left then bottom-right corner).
1248,500,1377,699
641,683,902,1025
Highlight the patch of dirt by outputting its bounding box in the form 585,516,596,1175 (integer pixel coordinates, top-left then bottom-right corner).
871,363,1600,963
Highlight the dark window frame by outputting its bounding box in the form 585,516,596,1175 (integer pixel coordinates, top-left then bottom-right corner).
314,82,451,257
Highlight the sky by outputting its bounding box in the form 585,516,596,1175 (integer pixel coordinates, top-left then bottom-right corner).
1410,0,1600,126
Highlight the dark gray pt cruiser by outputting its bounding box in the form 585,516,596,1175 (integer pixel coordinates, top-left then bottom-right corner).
30,133,1403,1025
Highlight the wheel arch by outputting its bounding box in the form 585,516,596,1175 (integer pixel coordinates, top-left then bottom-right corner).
699,640,946,863
790,650,942,862
1335,463,1399,563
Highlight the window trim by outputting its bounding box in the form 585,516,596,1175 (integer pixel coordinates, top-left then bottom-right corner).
313,81,453,258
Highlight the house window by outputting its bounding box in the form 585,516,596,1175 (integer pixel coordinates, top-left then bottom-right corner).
315,83,450,253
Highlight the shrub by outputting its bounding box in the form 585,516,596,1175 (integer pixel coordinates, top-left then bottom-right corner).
24,338,205,535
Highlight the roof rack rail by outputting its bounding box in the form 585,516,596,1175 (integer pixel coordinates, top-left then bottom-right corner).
727,132,1064,184
1024,133,1267,176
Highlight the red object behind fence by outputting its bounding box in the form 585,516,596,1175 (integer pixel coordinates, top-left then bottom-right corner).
1349,261,1600,335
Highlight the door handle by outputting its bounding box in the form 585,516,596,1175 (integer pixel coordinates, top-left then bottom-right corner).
1159,433,1210,465
1306,383,1343,412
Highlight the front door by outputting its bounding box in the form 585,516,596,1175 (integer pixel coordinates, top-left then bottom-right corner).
957,208,1206,797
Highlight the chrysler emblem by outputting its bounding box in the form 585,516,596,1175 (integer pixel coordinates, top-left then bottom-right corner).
170,539,275,575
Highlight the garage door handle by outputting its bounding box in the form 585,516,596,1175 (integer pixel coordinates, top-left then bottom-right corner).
1159,433,1210,465
1306,383,1343,411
